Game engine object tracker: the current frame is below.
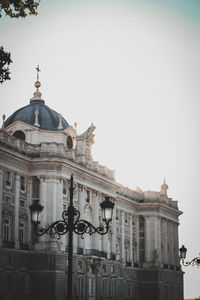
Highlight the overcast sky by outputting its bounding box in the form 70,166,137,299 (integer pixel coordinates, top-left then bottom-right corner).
1,0,200,297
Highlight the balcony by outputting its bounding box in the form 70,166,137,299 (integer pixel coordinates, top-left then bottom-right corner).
2,240,15,248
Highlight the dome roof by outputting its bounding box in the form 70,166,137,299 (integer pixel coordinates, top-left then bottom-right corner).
4,89,70,131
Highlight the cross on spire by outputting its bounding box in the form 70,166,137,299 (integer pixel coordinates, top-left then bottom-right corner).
36,65,41,81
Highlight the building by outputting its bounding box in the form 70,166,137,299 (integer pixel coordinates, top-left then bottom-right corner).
0,80,183,300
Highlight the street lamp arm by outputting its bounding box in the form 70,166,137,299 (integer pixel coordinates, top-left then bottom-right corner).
32,206,112,238
181,256,200,267
74,218,111,238
33,217,69,238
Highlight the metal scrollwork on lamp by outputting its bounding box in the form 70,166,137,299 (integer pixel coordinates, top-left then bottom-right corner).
179,245,200,267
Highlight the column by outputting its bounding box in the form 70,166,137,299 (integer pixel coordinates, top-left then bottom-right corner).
37,176,47,249
144,216,151,263
57,178,65,251
130,215,133,264
26,176,32,244
154,217,161,265
163,219,168,264
111,205,116,259
135,215,139,263
174,222,179,266
0,169,3,246
14,174,20,249
78,185,85,253
92,191,100,251
121,211,125,262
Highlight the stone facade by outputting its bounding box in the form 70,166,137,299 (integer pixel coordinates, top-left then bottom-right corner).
0,87,183,300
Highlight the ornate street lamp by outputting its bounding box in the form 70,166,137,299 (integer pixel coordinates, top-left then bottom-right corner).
179,245,200,267
29,174,115,300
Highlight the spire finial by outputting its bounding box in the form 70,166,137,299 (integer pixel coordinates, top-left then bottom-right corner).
35,65,41,90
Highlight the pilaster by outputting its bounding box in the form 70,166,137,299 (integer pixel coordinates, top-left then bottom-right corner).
14,174,20,249
78,185,85,253
130,215,133,264
92,191,99,251
135,215,139,263
27,176,32,244
111,205,116,257
121,211,125,262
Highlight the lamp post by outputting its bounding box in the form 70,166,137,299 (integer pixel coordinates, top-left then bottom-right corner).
179,245,200,267
29,174,115,300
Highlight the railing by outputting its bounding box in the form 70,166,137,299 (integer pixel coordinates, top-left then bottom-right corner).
19,243,29,250
77,248,83,255
163,264,168,269
110,253,116,261
125,261,132,267
2,240,15,248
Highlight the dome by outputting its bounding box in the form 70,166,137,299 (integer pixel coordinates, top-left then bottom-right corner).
4,89,70,131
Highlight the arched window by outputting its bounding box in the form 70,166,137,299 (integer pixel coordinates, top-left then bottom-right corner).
13,130,25,141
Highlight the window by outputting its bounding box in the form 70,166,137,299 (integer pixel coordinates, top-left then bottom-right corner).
4,194,11,204
88,278,93,296
78,260,82,269
13,130,25,141
5,272,13,293
19,223,24,244
77,277,83,296
3,219,10,241
102,279,108,296
127,283,131,298
5,171,11,187
116,210,119,221
20,200,25,207
103,264,106,272
85,190,90,203
111,266,115,273
63,181,67,195
20,176,25,191
125,213,128,224
19,273,26,293
111,280,117,297
32,177,39,198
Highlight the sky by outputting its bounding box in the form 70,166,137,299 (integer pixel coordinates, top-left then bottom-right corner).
1,0,200,298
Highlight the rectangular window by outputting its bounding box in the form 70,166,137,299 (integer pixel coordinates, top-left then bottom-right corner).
112,280,117,297
3,219,10,241
116,210,119,221
85,190,90,203
102,279,108,296
88,278,93,296
19,223,24,244
20,176,25,191
20,200,25,207
32,177,39,198
4,194,11,204
5,171,11,187
5,272,13,293
77,277,83,296
63,181,67,195
127,283,131,298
